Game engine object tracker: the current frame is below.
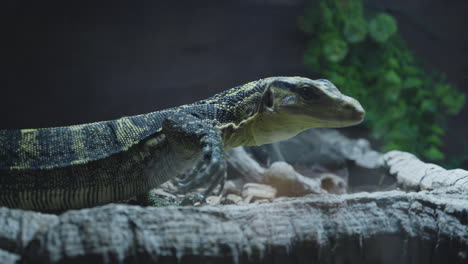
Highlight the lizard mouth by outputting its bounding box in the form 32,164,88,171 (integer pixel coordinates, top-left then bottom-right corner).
280,103,365,128
319,110,365,127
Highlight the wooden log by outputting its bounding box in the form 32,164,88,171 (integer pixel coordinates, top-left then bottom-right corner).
384,150,468,192
13,187,466,264
1,130,467,264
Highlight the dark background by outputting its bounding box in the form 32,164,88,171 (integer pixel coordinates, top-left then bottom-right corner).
1,0,467,166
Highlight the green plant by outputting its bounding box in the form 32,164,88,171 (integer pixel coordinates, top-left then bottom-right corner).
368,13,397,43
298,0,465,165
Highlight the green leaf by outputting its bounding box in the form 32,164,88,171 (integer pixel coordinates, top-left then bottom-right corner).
424,146,445,161
387,58,400,68
431,125,444,136
299,0,466,164
322,36,349,63
444,93,466,115
368,13,398,43
383,70,402,86
420,99,436,112
343,18,368,43
426,135,442,146
382,142,405,152
401,65,421,75
402,77,423,89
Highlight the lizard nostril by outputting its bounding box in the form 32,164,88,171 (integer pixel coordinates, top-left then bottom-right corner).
343,101,365,122
343,103,356,112
353,107,365,121
354,110,364,119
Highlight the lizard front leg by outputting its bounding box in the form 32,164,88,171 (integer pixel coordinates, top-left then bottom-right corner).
162,111,226,198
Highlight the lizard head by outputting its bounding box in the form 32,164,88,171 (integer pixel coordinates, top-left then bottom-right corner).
259,76,365,128
238,76,364,146
222,76,365,147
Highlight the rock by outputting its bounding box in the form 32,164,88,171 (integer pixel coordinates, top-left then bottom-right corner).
227,147,265,182
205,196,222,206
319,173,347,194
222,194,243,205
244,129,391,191
222,180,243,196
242,183,277,203
263,162,324,197
151,188,177,198
159,180,178,192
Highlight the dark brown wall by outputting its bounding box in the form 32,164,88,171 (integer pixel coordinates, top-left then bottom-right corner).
1,0,309,129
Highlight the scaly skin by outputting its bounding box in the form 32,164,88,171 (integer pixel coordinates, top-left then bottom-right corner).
0,77,365,212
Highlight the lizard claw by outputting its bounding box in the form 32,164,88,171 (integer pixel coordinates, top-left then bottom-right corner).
163,111,227,198
177,144,227,197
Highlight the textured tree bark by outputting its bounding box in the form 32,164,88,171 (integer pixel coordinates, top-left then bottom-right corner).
0,142,467,264
0,249,20,264
18,187,467,264
384,151,468,192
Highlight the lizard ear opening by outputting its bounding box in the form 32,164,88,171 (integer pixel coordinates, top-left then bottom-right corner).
261,86,274,111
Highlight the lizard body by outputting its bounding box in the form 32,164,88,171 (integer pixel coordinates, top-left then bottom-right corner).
0,77,365,212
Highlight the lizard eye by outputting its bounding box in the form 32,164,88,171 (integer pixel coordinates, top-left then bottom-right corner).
263,87,274,109
300,86,322,100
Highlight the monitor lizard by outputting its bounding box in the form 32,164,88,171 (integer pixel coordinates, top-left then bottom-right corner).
0,76,365,212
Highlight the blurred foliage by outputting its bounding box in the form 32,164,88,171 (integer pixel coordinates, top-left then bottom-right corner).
298,0,466,165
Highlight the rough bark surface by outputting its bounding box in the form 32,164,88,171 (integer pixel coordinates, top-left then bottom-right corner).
0,249,20,264
0,131,467,264
14,188,468,264
384,151,468,192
